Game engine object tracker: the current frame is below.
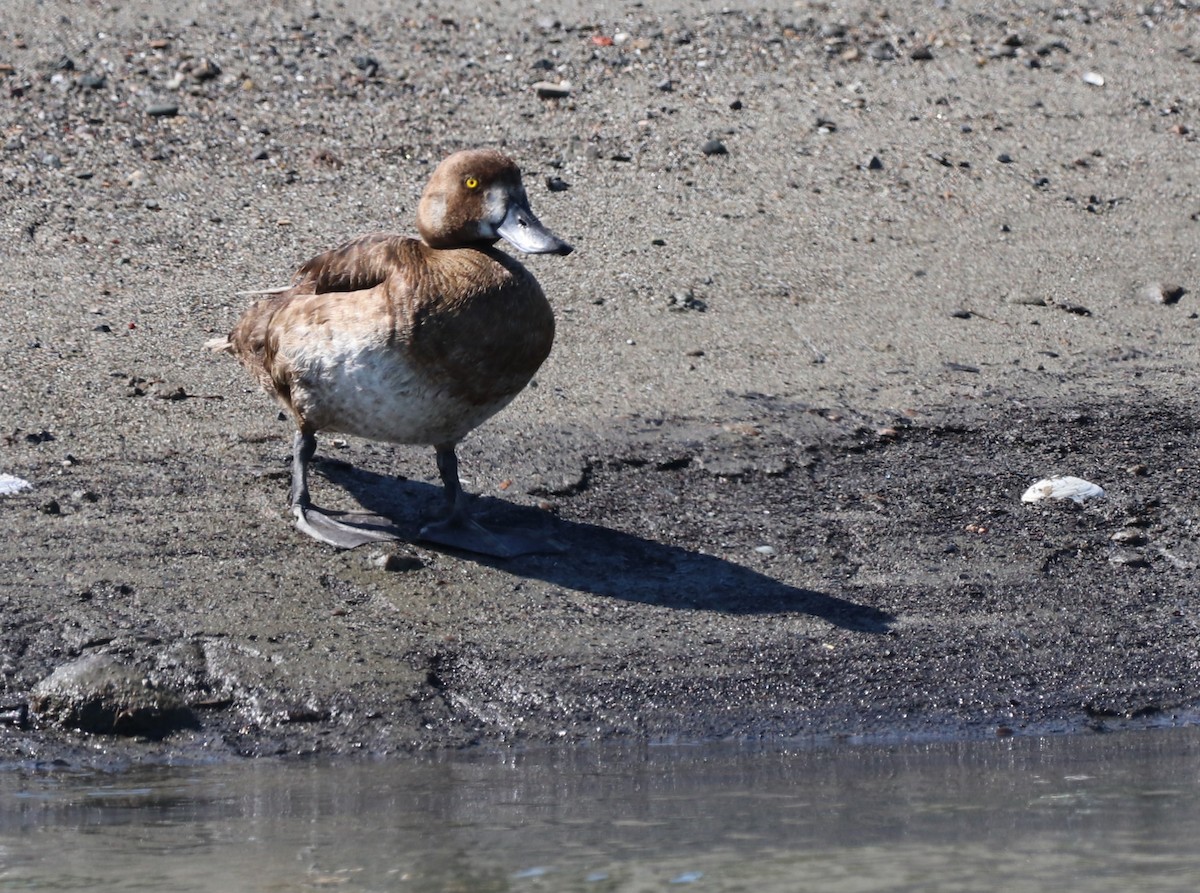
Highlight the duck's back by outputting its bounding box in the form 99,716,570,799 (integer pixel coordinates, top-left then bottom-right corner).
229,234,555,445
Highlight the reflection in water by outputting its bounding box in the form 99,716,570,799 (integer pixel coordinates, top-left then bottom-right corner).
3,728,1200,891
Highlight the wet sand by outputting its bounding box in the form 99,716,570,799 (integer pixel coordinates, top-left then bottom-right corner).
2,0,1199,760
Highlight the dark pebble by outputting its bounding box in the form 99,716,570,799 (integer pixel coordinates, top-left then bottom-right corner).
866,155,884,170
868,40,896,61
1138,282,1186,305
997,153,1014,163
729,98,743,110
701,139,728,156
352,55,380,77
910,45,934,61
146,102,179,118
546,176,570,192
79,72,106,89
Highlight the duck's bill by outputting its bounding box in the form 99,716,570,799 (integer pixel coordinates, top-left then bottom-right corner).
497,202,573,256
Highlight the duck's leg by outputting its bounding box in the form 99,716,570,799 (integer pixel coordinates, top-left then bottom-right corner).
289,430,402,549
418,444,563,558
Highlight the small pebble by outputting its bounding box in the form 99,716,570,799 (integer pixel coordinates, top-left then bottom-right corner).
370,552,424,573
532,80,571,99
867,40,896,61
0,474,32,496
546,176,570,192
1021,475,1105,505
1111,529,1147,546
146,102,179,118
1138,282,1186,305
754,545,777,556
701,138,728,156
1082,71,1105,87
866,155,883,171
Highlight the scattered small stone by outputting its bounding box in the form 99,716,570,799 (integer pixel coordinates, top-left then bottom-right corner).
729,98,743,110
867,40,896,61
1111,528,1147,546
371,552,424,572
950,309,972,319
192,58,221,81
546,175,570,192
701,138,728,156
910,45,934,61
815,117,837,133
667,290,706,312
79,72,106,89
533,80,571,99
1127,463,1149,476
0,474,32,496
944,361,980,373
1138,282,1186,305
997,153,1014,164
657,78,674,92
866,155,884,171
1021,475,1105,505
144,199,160,210
754,545,777,556
1082,71,1105,87
146,102,179,118
40,498,62,515
352,55,380,77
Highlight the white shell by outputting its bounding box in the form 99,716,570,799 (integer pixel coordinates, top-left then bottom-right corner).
0,473,32,496
1021,475,1105,505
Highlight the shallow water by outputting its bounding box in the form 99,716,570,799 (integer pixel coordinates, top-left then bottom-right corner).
4,728,1200,891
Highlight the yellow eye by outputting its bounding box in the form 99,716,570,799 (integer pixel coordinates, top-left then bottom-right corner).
465,176,479,189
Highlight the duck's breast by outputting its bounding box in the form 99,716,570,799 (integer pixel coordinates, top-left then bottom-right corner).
266,245,554,445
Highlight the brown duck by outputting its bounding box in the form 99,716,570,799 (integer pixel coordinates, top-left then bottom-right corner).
210,149,572,556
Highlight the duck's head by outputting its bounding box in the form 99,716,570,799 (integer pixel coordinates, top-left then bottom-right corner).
417,149,573,256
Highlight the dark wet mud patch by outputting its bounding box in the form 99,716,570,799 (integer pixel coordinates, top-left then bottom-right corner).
3,396,1200,760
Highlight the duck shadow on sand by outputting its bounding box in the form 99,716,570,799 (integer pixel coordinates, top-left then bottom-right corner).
317,459,893,634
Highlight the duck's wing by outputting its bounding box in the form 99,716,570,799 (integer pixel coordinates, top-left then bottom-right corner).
294,232,414,294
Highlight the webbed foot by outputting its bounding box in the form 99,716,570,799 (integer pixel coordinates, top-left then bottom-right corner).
293,504,405,550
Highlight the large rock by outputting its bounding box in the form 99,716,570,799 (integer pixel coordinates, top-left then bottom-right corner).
31,654,196,738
